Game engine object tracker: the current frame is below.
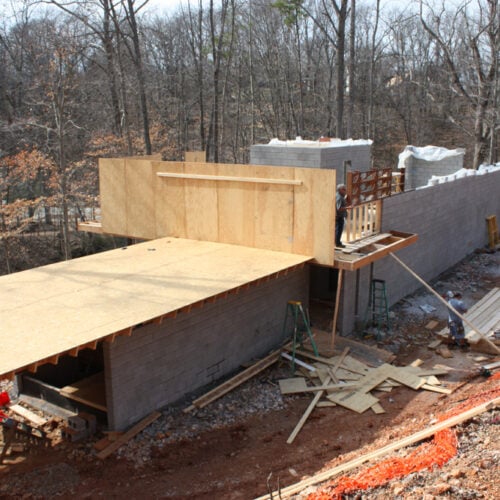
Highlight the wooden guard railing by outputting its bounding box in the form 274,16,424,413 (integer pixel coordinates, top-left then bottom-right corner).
344,199,382,243
347,168,392,206
343,167,392,243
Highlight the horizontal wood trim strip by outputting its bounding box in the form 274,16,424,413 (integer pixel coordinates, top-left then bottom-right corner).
157,172,303,186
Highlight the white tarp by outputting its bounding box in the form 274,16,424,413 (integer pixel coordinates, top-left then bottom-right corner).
268,137,373,147
398,145,465,169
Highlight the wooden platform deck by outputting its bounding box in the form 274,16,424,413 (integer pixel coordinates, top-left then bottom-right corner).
0,237,312,379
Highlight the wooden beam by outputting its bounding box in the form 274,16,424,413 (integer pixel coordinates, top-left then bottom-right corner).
96,411,162,459
287,369,337,444
331,269,344,349
184,347,285,412
157,171,303,186
256,396,500,499
47,354,60,365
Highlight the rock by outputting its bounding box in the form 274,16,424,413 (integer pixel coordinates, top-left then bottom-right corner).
431,482,451,494
450,468,466,478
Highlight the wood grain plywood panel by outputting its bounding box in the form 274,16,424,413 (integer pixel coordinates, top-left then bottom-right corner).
99,158,127,236
184,162,219,241
293,168,336,265
154,161,186,238
0,237,312,378
253,165,295,253
125,159,156,239
216,163,256,246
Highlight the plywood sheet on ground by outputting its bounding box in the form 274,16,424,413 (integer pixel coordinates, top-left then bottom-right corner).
0,237,312,378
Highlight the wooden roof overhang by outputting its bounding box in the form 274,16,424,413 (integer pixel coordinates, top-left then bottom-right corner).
333,231,418,271
0,237,312,381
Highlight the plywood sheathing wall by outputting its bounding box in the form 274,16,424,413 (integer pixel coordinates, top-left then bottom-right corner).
99,159,337,265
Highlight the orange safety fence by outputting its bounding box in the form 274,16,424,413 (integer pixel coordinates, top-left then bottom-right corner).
307,376,500,500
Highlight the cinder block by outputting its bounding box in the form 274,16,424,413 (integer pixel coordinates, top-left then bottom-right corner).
62,426,88,442
78,411,97,435
68,415,86,431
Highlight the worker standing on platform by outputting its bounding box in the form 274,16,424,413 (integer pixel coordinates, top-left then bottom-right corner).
335,184,351,248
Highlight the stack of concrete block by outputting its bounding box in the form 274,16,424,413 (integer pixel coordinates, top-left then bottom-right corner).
398,146,465,190
250,139,372,185
62,412,97,442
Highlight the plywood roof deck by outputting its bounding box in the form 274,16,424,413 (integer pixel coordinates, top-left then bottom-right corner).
0,237,312,379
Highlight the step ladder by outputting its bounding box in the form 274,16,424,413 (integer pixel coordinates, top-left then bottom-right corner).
283,301,319,371
364,279,390,339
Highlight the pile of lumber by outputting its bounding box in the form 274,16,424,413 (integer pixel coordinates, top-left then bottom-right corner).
279,347,452,444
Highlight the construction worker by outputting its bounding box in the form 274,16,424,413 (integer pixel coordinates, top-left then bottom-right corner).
446,291,468,349
335,184,351,248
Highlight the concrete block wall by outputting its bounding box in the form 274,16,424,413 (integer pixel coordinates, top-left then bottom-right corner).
250,143,371,185
405,155,464,190
339,170,500,334
103,266,309,430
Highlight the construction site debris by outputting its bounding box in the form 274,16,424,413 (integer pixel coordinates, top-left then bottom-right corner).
257,390,500,499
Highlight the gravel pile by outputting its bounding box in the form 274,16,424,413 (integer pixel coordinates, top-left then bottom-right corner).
116,363,293,466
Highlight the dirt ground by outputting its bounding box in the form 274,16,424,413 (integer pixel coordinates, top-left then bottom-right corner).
1,250,499,499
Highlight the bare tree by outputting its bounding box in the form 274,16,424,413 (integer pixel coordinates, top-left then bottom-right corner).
420,0,500,168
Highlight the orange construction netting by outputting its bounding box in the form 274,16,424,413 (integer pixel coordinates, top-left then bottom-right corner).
306,375,500,500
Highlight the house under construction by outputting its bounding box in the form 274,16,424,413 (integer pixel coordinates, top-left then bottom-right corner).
0,141,498,431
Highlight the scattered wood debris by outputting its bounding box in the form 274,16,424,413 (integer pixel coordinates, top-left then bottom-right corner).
278,345,455,443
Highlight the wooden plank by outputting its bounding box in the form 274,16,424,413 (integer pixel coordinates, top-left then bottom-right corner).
125,159,156,239
425,375,441,386
421,384,452,394
96,411,161,459
331,334,396,365
157,171,303,186
184,162,219,242
253,165,295,253
371,402,386,414
316,401,337,408
153,161,186,238
99,158,127,236
280,381,360,395
428,339,442,349
279,378,308,395
216,163,256,246
256,396,500,500
287,374,332,444
185,347,283,412
335,233,418,271
385,365,426,390
8,404,48,426
293,167,336,265
327,390,379,413
184,151,205,162
60,372,107,412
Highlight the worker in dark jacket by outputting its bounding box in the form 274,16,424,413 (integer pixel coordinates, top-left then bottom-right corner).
335,184,351,248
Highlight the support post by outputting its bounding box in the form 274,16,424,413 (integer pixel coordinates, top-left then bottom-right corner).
330,270,344,349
